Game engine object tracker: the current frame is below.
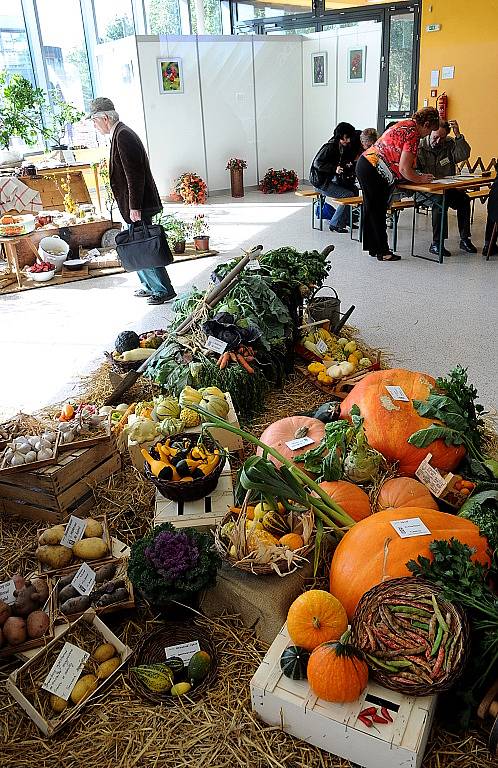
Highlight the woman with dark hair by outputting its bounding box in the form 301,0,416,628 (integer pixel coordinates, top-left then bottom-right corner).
309,122,361,233
355,107,440,261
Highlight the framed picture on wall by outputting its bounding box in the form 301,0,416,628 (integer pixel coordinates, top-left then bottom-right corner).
311,52,327,87
347,46,366,83
157,58,184,94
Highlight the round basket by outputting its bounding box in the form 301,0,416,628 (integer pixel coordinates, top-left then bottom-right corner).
105,329,166,373
144,432,226,502
350,577,469,696
307,286,340,327
128,620,217,705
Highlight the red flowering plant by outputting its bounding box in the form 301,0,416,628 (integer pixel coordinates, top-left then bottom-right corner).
175,172,207,204
226,158,247,171
260,168,299,194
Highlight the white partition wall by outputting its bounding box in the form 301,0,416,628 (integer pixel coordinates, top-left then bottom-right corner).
302,33,338,181
336,22,382,130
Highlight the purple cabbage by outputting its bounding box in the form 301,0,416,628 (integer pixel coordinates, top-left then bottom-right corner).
145,531,199,580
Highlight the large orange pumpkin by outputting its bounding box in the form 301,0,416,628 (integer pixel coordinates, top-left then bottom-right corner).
287,589,348,651
257,416,325,472
329,507,490,619
377,477,439,512
307,636,369,703
340,369,466,475
320,480,371,522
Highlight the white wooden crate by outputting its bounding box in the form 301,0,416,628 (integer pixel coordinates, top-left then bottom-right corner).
251,625,437,768
153,459,234,530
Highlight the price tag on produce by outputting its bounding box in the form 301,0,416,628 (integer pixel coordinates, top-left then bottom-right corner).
165,640,200,665
42,642,90,700
285,436,315,450
415,454,448,496
316,339,328,354
60,516,87,549
205,336,227,354
0,579,16,605
390,517,431,539
71,563,96,596
385,385,410,402
247,259,260,271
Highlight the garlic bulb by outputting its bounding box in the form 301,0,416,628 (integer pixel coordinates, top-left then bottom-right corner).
17,442,32,455
37,448,53,460
4,447,14,461
42,431,57,443
28,436,39,448
10,452,25,466
24,450,37,463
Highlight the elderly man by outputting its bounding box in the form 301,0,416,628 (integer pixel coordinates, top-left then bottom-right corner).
417,119,476,257
88,97,176,305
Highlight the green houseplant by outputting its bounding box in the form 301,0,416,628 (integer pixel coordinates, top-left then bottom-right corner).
190,214,210,252
0,71,48,160
166,217,189,254
45,90,85,149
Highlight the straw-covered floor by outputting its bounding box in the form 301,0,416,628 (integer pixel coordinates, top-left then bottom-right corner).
0,351,496,767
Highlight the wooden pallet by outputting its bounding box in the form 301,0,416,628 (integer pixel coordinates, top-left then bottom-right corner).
296,364,372,400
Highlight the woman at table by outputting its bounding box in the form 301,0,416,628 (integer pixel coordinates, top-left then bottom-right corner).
355,107,439,261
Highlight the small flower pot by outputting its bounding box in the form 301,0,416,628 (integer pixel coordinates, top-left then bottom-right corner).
230,168,244,198
194,236,210,252
173,240,186,254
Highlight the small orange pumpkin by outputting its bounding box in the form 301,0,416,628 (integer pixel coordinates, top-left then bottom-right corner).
307,633,369,702
287,590,348,651
319,480,371,522
257,416,325,474
279,533,304,550
377,477,439,511
59,403,75,422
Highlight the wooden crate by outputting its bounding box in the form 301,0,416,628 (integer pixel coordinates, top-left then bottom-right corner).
251,625,437,768
0,440,121,523
22,171,91,209
15,220,119,268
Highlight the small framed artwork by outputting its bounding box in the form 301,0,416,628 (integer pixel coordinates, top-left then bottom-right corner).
311,52,327,87
347,46,366,83
157,58,183,94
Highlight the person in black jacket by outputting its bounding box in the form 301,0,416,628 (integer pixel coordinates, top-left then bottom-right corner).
88,97,176,305
309,122,361,233
483,179,498,256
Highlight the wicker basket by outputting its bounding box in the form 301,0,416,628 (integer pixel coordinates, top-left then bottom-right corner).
351,577,469,696
128,620,217,705
144,432,226,502
105,329,166,373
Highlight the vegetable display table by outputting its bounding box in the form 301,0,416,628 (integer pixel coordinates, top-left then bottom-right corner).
0,231,40,288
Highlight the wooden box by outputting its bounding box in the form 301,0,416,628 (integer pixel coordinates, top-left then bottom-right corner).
37,514,112,576
0,441,121,523
22,171,91,209
51,557,134,621
15,220,119,268
251,625,437,768
0,574,55,659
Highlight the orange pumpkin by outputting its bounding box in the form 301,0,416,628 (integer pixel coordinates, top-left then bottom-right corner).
377,477,439,512
307,635,369,703
340,369,466,475
329,507,490,619
279,533,304,550
287,589,348,651
257,416,325,473
319,480,371,522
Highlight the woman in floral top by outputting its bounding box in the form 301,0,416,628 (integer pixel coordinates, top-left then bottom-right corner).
356,107,439,261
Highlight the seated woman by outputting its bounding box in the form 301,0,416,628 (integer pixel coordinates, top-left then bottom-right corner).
309,122,361,233
360,128,378,150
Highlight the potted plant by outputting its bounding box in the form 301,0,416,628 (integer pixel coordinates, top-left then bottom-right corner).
0,71,48,165
127,522,220,612
226,158,247,198
175,172,207,205
190,214,210,252
45,91,84,160
260,167,299,194
166,217,188,254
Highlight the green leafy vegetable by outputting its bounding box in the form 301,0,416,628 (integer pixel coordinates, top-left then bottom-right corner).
458,490,498,552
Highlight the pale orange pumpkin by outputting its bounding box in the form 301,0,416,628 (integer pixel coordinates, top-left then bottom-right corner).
287,589,348,651
329,507,490,619
377,477,439,512
319,480,371,522
257,416,325,473
279,533,304,550
307,635,369,702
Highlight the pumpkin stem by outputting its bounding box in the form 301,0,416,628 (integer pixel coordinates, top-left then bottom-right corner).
294,426,309,439
381,537,392,582
312,616,322,629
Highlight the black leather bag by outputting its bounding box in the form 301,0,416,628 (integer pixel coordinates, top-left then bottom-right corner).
115,221,173,272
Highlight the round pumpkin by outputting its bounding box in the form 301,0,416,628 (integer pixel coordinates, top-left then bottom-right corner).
307,635,369,703
329,507,490,620
319,480,371,522
377,477,439,512
280,645,310,680
287,589,348,651
339,369,466,475
257,416,325,473
279,533,304,550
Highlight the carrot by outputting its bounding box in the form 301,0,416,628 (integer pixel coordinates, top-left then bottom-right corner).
229,351,238,362
218,352,230,369
113,403,136,435
236,354,255,374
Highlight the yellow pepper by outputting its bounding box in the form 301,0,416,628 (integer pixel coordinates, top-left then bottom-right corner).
317,371,333,385
308,362,326,375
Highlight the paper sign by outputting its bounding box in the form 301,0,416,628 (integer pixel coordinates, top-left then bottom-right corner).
71,563,96,596
60,516,87,549
385,385,409,402
390,518,432,539
165,640,200,664
415,454,448,496
285,436,315,450
441,66,454,80
42,642,90,700
205,336,227,354
430,69,439,87
247,259,260,271
0,580,16,605
316,339,328,354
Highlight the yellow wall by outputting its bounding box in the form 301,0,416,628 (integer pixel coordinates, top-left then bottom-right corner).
418,0,498,163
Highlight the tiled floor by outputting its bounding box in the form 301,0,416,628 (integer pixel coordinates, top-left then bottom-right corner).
0,191,496,420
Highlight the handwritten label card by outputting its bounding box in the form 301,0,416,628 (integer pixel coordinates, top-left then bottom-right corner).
316,339,328,354
205,336,227,354
42,642,90,700
390,518,432,539
385,385,409,402
165,640,200,665
60,516,87,549
247,259,260,271
0,580,16,605
415,454,447,496
285,436,315,450
71,563,96,596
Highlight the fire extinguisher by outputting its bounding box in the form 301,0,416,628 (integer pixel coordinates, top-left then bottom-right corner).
436,92,448,121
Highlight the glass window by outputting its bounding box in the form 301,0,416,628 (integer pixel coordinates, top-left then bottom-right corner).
236,1,309,25
93,0,135,43
190,0,223,35
387,12,414,113
0,1,35,83
145,0,182,34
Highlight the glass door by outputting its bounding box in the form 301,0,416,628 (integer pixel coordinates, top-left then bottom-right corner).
378,5,420,130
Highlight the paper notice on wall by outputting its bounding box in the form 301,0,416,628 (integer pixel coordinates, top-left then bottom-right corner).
430,70,439,87
441,66,455,80
42,642,90,700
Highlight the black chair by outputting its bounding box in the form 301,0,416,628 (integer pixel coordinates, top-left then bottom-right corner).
485,180,498,261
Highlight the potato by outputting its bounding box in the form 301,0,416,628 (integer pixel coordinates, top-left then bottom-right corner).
12,573,25,591
83,518,103,538
36,545,73,570
50,694,68,713
0,599,11,626
13,582,42,617
60,596,91,615
58,584,78,603
72,537,108,561
94,563,117,584
56,573,75,590
39,524,66,546
70,674,98,704
3,616,26,645
93,642,117,663
97,656,121,679
26,610,50,639
31,578,49,604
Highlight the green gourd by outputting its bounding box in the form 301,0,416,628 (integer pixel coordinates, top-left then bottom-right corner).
279,646,310,680
188,650,211,684
199,395,229,419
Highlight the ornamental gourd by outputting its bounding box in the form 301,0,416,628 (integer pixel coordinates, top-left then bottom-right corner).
319,480,371,522
280,645,310,680
154,397,180,419
340,369,466,475
307,634,368,703
377,477,439,512
257,416,325,471
329,507,490,619
199,394,229,419
287,590,348,651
